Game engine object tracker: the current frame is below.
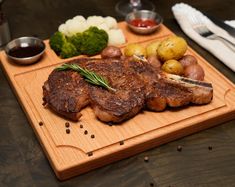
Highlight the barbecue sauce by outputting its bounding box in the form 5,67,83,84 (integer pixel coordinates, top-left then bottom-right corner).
130,19,157,28
8,45,44,58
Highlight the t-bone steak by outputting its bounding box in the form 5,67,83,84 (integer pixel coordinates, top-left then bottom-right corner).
42,57,213,123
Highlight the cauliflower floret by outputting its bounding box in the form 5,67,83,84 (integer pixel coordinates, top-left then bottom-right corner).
65,19,88,36
58,24,69,36
65,19,74,26
97,22,109,32
104,16,118,29
87,16,105,27
73,15,86,22
108,29,126,46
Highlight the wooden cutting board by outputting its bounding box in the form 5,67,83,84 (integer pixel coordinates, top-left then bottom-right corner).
1,22,235,180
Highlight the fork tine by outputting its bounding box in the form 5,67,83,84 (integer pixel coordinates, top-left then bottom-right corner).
189,14,235,49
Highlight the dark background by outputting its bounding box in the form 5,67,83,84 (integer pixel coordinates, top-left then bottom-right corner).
0,0,235,186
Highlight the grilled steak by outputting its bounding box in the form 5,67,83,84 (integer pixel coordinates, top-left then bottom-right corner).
42,57,213,123
87,59,145,123
42,69,90,121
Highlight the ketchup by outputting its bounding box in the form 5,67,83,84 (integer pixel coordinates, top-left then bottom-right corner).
130,18,157,28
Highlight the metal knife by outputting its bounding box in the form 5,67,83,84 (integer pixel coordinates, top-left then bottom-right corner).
203,12,235,38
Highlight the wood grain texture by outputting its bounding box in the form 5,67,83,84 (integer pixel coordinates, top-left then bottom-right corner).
1,22,235,180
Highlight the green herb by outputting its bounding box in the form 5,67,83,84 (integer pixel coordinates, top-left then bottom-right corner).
56,63,116,92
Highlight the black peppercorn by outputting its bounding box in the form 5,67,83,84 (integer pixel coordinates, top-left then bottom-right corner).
65,122,70,128
80,124,83,128
91,134,95,139
39,121,43,126
120,141,124,145
84,130,88,135
177,145,182,152
88,152,93,156
66,129,70,134
208,146,213,150
144,156,149,162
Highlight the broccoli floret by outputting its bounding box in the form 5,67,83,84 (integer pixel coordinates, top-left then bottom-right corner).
49,31,66,54
81,26,108,55
68,33,83,55
60,42,78,59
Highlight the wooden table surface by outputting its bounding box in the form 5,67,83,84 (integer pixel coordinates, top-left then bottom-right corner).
0,0,234,186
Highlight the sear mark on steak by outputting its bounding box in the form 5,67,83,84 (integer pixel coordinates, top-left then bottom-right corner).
42,57,213,123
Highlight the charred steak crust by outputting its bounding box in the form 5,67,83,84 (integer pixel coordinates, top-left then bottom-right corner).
42,57,213,123
89,72,145,123
84,58,146,123
42,67,90,121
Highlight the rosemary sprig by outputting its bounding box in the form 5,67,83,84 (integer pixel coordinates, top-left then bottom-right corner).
55,63,116,92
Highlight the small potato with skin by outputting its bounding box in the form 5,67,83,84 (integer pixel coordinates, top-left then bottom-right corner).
101,46,122,59
162,59,184,75
146,41,161,57
158,36,187,61
124,43,146,57
179,55,197,68
184,64,205,81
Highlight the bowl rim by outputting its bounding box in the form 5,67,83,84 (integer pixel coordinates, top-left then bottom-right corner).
5,36,46,60
125,10,163,29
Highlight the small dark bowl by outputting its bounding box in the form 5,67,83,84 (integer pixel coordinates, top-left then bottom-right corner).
5,36,45,65
125,10,163,35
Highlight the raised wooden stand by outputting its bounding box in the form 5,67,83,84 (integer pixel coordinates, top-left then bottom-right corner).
1,22,235,180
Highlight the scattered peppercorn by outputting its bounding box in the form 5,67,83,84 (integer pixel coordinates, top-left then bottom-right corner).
144,156,149,162
84,130,88,135
88,152,93,156
150,182,154,186
208,146,213,150
177,145,182,152
66,129,70,134
91,134,95,139
39,121,43,126
65,122,70,128
120,141,124,145
80,124,83,128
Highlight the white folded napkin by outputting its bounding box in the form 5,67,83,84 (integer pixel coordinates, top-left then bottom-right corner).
172,3,235,72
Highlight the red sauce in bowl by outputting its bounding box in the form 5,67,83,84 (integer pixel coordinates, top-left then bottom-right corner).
130,19,157,28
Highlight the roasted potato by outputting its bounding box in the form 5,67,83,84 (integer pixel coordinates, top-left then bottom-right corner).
158,36,187,61
124,43,146,57
146,41,161,57
101,46,122,59
179,55,197,68
162,59,184,75
184,64,205,81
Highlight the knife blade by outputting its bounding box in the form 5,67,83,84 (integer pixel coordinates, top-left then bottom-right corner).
203,12,235,38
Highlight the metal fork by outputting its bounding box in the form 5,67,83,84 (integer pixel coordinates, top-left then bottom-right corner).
190,14,235,50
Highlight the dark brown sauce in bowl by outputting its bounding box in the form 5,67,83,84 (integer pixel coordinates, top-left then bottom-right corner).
5,37,46,65
8,45,44,58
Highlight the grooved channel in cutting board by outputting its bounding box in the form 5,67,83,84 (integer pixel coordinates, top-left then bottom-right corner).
14,49,226,154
